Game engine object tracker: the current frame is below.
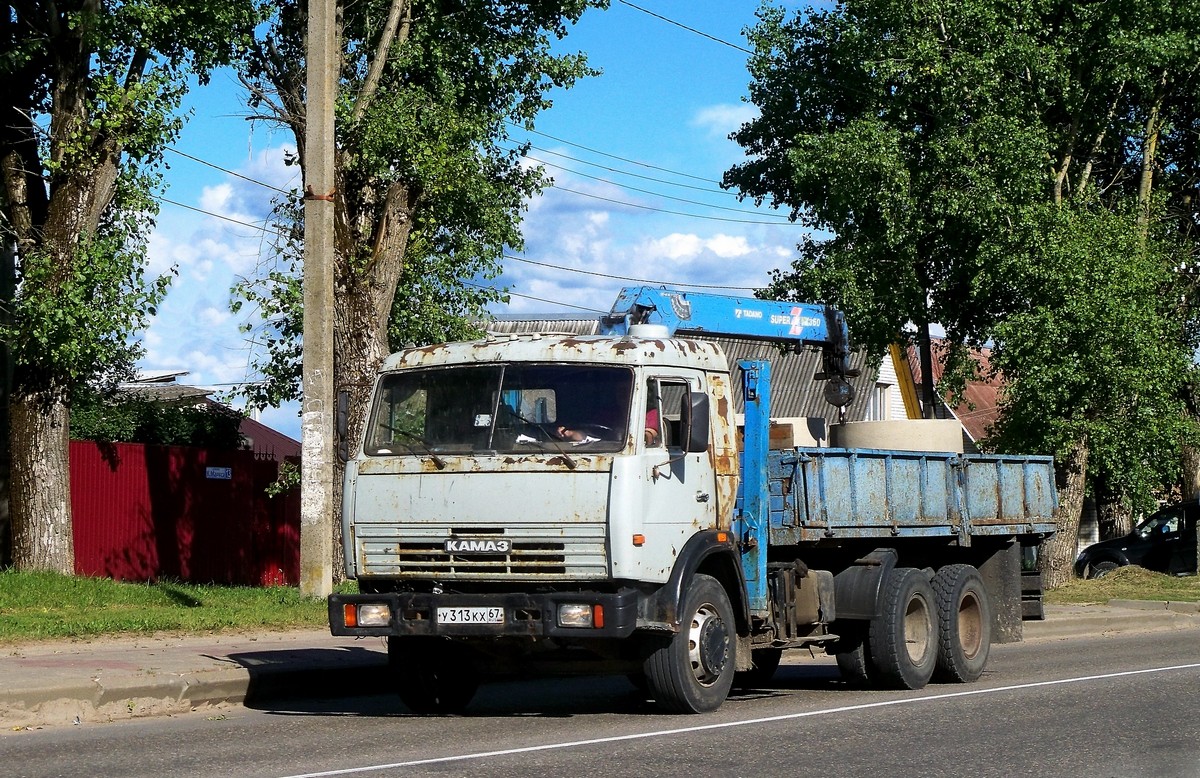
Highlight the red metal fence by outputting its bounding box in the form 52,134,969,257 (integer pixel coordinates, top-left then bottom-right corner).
70,441,300,586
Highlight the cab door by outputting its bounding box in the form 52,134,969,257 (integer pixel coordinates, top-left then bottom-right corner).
639,372,718,574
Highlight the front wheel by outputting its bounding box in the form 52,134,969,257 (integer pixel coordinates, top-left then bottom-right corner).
1088,560,1120,579
388,637,479,715
867,567,938,690
644,573,737,713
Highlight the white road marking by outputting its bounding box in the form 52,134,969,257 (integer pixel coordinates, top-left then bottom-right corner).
278,662,1200,778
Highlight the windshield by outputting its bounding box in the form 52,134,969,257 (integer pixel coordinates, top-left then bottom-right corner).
365,364,634,456
1136,508,1184,537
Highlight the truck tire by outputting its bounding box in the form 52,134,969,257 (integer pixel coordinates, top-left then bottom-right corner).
931,564,991,683
833,624,874,687
735,647,783,689
643,573,737,713
388,637,479,715
867,567,937,690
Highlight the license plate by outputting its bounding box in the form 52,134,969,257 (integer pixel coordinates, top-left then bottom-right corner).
436,606,505,625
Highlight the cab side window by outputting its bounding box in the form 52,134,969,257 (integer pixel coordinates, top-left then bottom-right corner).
654,379,689,449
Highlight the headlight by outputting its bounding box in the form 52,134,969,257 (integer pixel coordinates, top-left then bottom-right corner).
557,603,605,628
344,603,391,627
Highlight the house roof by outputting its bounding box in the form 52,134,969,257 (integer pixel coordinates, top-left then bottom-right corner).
237,413,301,461
905,340,1001,444
483,317,877,420
116,375,300,461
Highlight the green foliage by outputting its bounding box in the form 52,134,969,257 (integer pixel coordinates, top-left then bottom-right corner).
264,459,300,497
0,570,354,643
1,1,262,394
232,0,602,410
986,198,1200,509
70,391,246,449
730,0,1200,509
3,182,174,396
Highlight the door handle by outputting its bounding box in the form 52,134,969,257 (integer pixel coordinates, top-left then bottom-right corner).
696,492,710,503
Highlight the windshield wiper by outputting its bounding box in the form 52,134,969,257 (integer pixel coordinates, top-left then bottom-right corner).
381,424,447,470
503,407,577,470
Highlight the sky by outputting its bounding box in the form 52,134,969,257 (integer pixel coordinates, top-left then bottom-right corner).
139,1,815,440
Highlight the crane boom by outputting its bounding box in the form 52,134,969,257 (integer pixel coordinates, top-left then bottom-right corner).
600,286,856,408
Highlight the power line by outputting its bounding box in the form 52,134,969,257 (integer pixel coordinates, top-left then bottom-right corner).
529,155,791,219
616,0,754,55
520,143,737,196
467,282,609,313
165,147,297,196
510,124,714,183
503,253,761,292
157,195,287,238
549,183,799,225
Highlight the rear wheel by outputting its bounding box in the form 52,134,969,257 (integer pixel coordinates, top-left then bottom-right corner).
867,567,938,690
832,623,874,687
931,564,991,683
388,637,479,715
644,573,737,713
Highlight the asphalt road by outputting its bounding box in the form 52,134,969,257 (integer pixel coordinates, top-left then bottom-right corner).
5,629,1199,778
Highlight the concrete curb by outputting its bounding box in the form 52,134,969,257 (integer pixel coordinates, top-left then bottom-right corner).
1023,601,1200,641
5,602,1200,731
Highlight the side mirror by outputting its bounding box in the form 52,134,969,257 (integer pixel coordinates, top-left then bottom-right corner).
680,391,710,453
336,390,351,463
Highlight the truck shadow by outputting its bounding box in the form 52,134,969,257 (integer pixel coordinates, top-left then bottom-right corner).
242,661,856,720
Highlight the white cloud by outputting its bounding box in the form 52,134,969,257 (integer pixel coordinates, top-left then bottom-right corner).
691,103,758,137
200,306,231,328
139,144,298,410
644,233,704,260
200,182,234,214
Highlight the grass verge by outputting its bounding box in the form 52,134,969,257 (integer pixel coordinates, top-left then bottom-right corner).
0,570,354,645
1043,565,1200,604
2,566,1196,645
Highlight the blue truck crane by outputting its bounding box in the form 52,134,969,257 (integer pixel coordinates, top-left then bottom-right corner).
328,286,1058,714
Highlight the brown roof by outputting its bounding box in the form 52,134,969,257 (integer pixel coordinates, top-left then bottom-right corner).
905,341,1000,444
238,414,301,461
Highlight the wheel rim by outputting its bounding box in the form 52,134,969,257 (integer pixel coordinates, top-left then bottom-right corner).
903,594,933,663
957,591,984,659
688,602,730,686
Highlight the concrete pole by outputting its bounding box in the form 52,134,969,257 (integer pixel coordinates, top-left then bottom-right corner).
299,0,337,598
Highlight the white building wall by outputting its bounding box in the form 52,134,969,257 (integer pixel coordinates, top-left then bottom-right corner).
868,350,911,421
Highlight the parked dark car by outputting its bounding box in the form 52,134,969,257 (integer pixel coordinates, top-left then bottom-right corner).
1075,500,1198,579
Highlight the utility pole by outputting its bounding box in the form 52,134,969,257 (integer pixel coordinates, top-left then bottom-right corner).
299,0,338,598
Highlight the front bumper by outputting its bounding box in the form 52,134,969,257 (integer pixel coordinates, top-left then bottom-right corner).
329,588,641,639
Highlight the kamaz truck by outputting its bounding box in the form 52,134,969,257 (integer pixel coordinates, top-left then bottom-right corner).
329,287,1058,714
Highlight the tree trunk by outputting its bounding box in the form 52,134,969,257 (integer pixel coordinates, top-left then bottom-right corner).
9,387,73,573
1181,444,1200,500
1096,491,1133,540
329,181,418,583
1039,436,1088,589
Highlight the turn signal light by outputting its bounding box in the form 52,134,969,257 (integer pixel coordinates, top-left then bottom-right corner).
344,603,391,627
632,533,646,546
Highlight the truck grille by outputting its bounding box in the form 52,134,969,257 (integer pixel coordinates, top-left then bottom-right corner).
356,524,608,579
